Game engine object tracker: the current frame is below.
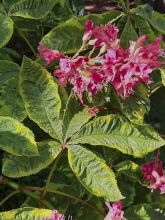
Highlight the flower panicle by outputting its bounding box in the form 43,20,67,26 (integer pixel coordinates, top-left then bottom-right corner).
38,20,164,104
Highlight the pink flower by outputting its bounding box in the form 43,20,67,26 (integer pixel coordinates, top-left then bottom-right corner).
103,36,164,98
38,20,164,103
82,20,94,42
37,43,65,65
141,159,165,194
44,210,64,220
104,201,127,220
93,23,119,48
54,56,105,103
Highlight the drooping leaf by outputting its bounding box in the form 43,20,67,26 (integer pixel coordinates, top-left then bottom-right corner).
134,4,165,35
120,84,150,123
20,56,62,140
2,140,62,178
70,115,165,157
125,203,165,220
63,94,92,140
120,17,138,49
0,116,38,156
0,60,26,121
42,10,123,53
0,207,53,220
0,14,13,48
68,144,123,201
9,0,58,19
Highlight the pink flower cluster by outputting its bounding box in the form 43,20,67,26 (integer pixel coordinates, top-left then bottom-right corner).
38,20,164,103
104,201,126,220
141,159,165,193
44,210,65,220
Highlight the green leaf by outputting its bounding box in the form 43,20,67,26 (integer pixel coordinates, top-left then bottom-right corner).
10,0,58,19
120,18,138,49
63,94,92,140
0,3,6,14
58,84,68,118
0,60,26,121
42,10,123,53
160,69,165,87
134,4,165,35
0,116,38,156
70,115,165,157
113,0,127,11
0,14,13,48
117,15,127,33
59,0,65,7
103,147,120,164
149,69,163,93
115,160,141,181
0,47,21,62
2,140,62,178
118,176,135,207
20,56,62,140
68,144,123,201
125,204,165,220
120,84,150,123
134,15,156,41
0,207,53,220
145,87,165,134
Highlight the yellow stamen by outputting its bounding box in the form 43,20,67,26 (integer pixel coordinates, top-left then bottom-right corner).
82,70,92,77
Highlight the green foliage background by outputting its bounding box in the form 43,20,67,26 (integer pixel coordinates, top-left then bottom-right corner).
0,0,165,219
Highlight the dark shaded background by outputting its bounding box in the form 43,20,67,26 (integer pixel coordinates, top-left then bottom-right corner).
85,0,165,14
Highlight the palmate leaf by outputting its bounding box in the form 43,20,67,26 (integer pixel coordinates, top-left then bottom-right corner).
70,115,165,157
9,0,58,19
20,56,62,140
68,144,123,201
2,140,62,178
63,94,92,140
0,116,38,156
0,14,13,48
0,207,52,220
41,10,123,53
0,60,26,121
